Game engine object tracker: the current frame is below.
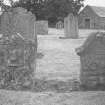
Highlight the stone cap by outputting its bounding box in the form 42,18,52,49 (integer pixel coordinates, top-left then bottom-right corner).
75,32,105,56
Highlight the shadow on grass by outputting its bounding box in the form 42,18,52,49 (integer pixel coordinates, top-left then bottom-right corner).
37,52,44,59
32,78,80,93
80,84,105,91
0,78,80,93
1,78,105,92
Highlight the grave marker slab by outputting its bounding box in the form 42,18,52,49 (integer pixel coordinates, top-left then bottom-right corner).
76,32,105,89
64,13,78,38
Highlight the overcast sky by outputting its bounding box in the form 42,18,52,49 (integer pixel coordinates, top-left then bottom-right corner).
84,0,105,7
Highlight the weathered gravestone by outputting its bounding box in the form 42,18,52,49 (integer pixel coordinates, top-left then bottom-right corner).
64,13,78,38
56,21,64,29
0,7,37,90
36,20,48,35
13,7,36,40
0,10,14,36
0,7,37,40
76,32,105,89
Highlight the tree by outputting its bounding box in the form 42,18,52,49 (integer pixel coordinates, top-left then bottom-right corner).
0,0,14,11
44,0,84,26
0,0,84,24
12,0,47,20
12,0,84,19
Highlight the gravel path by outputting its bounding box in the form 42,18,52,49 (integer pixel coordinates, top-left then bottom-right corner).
37,32,85,80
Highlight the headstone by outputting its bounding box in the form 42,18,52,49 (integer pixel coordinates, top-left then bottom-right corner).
76,32,105,89
0,7,36,40
64,13,78,38
56,21,64,29
13,7,36,40
36,20,48,35
0,7,37,90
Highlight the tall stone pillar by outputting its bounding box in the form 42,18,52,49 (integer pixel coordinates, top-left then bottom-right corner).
64,13,79,38
0,7,37,89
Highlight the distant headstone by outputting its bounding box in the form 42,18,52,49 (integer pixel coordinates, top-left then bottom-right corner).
76,32,105,89
64,13,78,38
0,7,37,89
56,21,64,29
36,20,48,35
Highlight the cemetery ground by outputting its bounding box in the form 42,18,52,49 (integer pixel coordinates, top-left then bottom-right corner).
36,28,104,81
1,28,105,105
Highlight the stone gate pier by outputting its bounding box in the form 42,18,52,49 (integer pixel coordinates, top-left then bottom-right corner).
76,32,105,89
64,13,78,39
0,7,37,90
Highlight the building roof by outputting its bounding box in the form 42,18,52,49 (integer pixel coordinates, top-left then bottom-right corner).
88,5,105,17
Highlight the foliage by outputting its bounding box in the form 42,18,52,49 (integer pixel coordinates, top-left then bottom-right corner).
12,0,47,20
0,0,84,19
0,0,84,26
0,0,11,12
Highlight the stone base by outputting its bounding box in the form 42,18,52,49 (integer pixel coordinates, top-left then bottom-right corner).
59,36,79,39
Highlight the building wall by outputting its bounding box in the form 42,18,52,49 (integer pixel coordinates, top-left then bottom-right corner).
78,6,104,29
98,17,105,29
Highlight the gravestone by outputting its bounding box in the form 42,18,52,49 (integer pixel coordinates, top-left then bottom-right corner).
64,13,78,38
76,32,105,89
0,7,37,90
56,21,64,29
0,7,36,40
36,20,48,35
13,7,36,40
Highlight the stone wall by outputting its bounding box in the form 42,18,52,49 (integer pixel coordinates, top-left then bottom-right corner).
76,32,105,89
64,14,78,38
36,20,48,35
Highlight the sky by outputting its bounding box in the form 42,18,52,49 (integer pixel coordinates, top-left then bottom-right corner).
84,0,105,7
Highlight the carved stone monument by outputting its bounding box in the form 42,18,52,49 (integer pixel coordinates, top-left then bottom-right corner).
0,10,14,36
64,13,78,38
76,32,105,89
0,7,37,90
56,21,64,29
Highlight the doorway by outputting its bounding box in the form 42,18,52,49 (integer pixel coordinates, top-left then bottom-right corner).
85,18,90,29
